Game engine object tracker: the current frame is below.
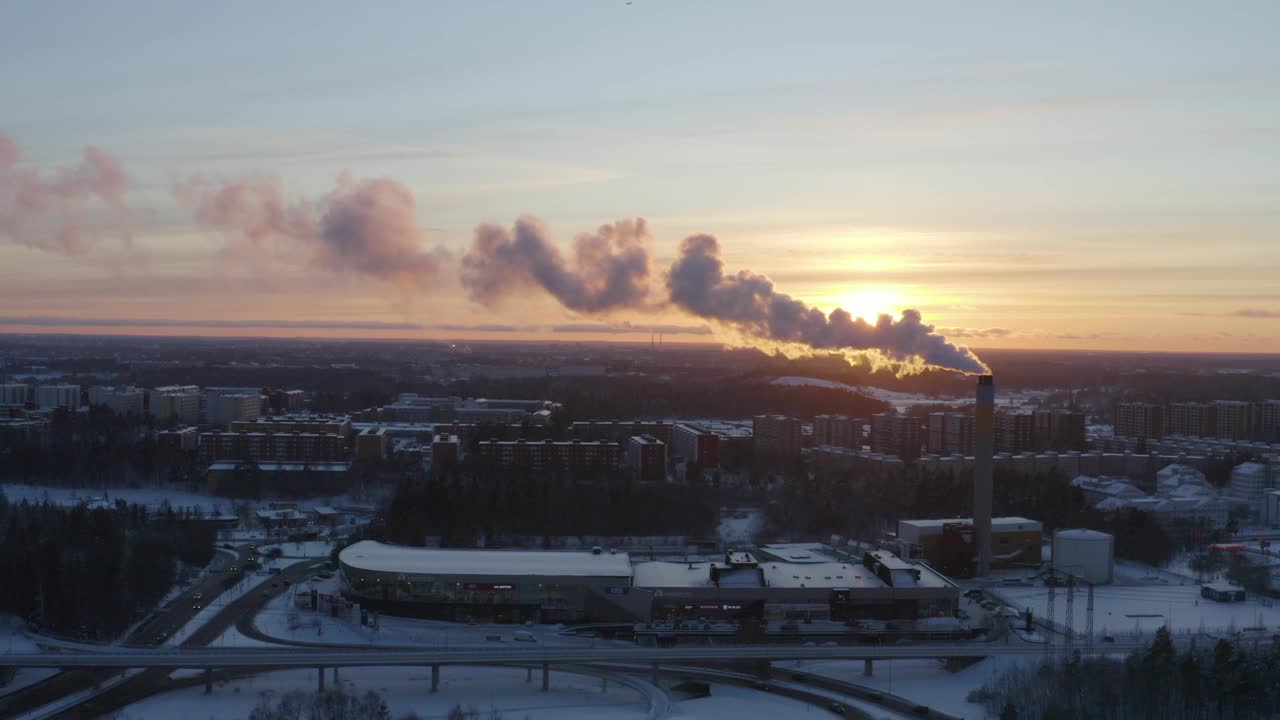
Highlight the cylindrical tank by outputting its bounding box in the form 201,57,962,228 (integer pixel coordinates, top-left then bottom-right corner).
1052,529,1114,584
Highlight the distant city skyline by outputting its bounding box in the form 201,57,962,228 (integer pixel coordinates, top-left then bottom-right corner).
2,1,1279,354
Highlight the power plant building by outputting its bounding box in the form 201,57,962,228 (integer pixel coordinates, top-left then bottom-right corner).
897,516,1042,578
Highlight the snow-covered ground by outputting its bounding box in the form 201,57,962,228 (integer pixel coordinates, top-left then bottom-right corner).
258,540,335,559
0,616,58,698
677,681,870,720
0,483,244,513
995,584,1280,637
780,655,1040,720
0,483,374,520
114,666,650,720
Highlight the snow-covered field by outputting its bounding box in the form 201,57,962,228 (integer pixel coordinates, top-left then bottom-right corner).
114,666,651,720
995,584,1280,637
0,483,243,513
0,483,373,519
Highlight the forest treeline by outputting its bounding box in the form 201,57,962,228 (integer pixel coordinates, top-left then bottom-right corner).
975,627,1280,719
0,491,215,640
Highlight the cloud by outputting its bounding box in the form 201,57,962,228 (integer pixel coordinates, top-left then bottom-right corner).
0,130,132,255
550,322,712,335
0,316,424,330
933,327,1013,339
427,323,535,333
175,174,447,291
1180,308,1280,319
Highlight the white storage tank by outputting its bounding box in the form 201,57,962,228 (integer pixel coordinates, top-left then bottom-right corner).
1052,529,1114,585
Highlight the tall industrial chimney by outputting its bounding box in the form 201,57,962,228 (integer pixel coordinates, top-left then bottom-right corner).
974,374,995,576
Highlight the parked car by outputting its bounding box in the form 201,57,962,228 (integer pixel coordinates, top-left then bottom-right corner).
513,630,537,642
828,702,847,715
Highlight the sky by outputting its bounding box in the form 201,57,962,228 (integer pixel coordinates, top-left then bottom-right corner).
1,1,1279,355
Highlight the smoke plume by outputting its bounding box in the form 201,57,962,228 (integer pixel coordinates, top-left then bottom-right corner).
0,130,131,254
176,174,445,289
461,215,652,312
667,233,989,374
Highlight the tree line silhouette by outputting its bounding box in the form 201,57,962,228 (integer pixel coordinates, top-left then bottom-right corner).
0,491,216,640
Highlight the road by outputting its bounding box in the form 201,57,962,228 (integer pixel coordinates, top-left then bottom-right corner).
46,556,328,719
0,546,249,719
4,638,1148,670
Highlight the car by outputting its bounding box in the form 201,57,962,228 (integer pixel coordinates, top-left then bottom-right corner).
317,572,334,579
154,631,168,643
911,705,931,716
822,641,839,647
864,692,884,702
750,681,771,691
955,610,969,620
513,630,537,642
802,641,816,648
1102,634,1116,643
828,702,847,715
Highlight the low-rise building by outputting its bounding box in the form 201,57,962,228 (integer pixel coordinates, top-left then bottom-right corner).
896,517,1043,577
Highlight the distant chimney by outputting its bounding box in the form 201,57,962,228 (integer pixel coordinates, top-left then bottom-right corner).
974,374,995,576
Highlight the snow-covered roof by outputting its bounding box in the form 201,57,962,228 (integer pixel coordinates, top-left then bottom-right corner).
632,561,716,588
1055,529,1112,541
339,540,632,578
899,517,1042,531
763,561,884,589
1233,462,1267,477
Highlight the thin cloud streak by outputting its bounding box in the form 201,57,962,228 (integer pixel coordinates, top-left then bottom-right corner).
0,316,425,330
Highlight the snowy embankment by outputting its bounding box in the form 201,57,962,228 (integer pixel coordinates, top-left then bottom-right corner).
115,666,652,720
0,616,58,699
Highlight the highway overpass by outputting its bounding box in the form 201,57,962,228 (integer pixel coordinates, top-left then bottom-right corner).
0,640,1146,669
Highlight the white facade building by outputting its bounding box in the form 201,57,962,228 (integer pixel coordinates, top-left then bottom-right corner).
35,384,79,409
